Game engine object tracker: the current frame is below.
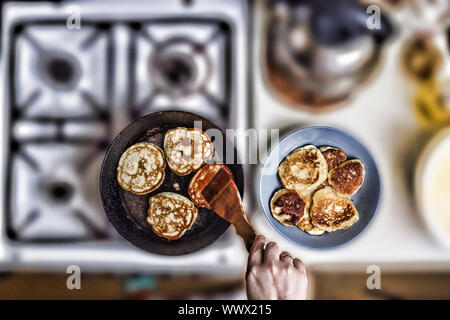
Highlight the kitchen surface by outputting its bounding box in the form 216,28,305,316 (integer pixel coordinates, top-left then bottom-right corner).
250,0,450,270
1,0,450,300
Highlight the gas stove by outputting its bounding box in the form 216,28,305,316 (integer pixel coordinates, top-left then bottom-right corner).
131,21,231,124
0,0,248,274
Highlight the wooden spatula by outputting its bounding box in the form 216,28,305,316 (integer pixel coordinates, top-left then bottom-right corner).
197,165,256,251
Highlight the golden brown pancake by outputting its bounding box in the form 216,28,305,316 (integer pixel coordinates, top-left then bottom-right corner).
296,188,325,235
188,163,232,208
297,218,326,235
278,145,328,194
320,146,347,170
164,127,214,176
270,189,307,226
117,142,166,195
328,159,365,197
310,186,359,232
147,192,198,240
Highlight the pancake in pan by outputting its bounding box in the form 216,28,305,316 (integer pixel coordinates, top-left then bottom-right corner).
278,145,328,193
147,192,198,240
270,189,307,227
117,142,166,195
329,159,365,197
320,146,347,170
188,163,232,208
310,186,359,232
164,127,214,176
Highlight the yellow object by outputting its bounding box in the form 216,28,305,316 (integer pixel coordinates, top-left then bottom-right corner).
401,36,442,84
413,81,450,125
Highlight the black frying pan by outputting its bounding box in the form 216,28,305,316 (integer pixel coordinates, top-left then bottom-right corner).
99,111,244,255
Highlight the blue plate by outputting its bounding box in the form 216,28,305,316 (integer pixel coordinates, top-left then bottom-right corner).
259,126,381,249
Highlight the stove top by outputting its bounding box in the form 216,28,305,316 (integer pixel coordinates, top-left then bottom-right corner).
0,0,248,274
131,21,231,124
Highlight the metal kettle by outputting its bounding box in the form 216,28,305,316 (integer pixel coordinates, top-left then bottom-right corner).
263,0,394,112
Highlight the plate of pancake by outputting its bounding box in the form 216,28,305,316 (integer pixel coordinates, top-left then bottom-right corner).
100,111,243,255
259,126,381,249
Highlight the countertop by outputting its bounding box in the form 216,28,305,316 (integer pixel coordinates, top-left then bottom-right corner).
248,3,450,271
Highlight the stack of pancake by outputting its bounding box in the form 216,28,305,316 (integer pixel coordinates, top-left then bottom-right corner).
271,145,365,235
116,127,215,240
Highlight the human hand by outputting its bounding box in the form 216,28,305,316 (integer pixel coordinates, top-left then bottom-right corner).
246,235,308,300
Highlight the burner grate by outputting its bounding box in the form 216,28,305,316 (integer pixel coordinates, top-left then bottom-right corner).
129,20,231,126
7,21,114,241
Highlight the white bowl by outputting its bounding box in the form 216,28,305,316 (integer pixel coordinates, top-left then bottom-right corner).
415,127,450,249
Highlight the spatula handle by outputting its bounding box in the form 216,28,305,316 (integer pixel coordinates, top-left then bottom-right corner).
232,209,257,252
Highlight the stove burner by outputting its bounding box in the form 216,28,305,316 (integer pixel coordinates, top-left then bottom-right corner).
45,181,74,203
47,58,74,84
38,51,81,91
160,53,196,88
151,37,212,97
